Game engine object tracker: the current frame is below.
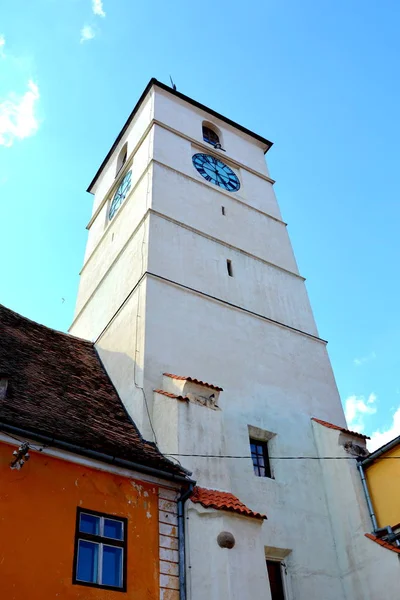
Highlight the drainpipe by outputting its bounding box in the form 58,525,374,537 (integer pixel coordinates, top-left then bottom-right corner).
357,461,378,531
358,461,400,546
178,482,195,600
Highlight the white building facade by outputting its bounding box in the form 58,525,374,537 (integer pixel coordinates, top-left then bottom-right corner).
70,79,400,599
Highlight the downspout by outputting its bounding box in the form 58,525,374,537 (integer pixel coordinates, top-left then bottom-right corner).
357,461,378,531
178,482,195,600
358,452,400,546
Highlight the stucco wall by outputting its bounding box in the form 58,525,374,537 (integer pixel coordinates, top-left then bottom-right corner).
144,275,347,598
186,503,271,600
153,88,270,178
95,282,149,434
152,162,299,275
70,81,391,599
312,422,400,600
147,213,317,335
0,440,161,600
152,124,279,218
90,90,154,212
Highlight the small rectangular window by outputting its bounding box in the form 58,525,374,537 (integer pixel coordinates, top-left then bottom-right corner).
250,438,272,478
227,259,233,277
222,206,226,216
73,508,127,592
266,560,286,600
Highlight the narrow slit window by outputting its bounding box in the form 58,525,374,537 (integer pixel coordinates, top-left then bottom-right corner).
226,259,233,277
203,125,220,147
222,206,226,216
116,143,128,177
73,508,127,591
250,438,272,478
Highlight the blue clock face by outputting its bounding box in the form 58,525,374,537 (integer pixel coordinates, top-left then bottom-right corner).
109,170,132,220
192,153,240,192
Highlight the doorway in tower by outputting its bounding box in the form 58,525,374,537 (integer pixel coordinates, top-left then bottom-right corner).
266,560,286,600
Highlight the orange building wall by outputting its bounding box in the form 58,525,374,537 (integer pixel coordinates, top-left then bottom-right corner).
0,441,161,599
365,442,400,528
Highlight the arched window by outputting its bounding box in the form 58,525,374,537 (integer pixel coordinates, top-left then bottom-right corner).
202,125,220,147
116,143,128,176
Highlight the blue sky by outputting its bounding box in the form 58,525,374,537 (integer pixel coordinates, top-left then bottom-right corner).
1,0,399,448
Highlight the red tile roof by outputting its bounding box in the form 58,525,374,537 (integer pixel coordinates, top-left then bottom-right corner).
163,373,223,392
312,417,370,440
154,389,189,402
190,486,266,520
0,304,187,477
365,533,400,554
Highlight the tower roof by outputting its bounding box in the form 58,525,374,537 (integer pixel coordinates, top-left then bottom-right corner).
0,304,188,480
87,77,273,193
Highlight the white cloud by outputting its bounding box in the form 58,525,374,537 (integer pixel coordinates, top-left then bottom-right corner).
0,80,40,147
354,351,376,367
368,406,400,452
0,35,5,58
92,0,105,17
344,392,377,433
80,25,95,43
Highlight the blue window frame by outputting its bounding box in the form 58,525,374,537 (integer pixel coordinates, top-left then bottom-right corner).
250,438,272,478
73,508,127,592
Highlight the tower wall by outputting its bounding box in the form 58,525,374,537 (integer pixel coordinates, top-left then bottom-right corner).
70,81,353,598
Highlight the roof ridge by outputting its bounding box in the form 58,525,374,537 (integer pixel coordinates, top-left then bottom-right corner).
163,373,223,392
311,417,370,440
0,303,188,478
0,303,93,347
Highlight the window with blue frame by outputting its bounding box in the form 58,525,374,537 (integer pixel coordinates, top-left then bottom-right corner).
73,508,127,592
250,438,272,478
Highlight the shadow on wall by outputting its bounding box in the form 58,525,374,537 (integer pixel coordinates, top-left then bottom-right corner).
95,347,152,439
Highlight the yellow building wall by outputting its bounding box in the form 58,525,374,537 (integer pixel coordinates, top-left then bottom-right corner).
0,440,161,600
365,442,400,528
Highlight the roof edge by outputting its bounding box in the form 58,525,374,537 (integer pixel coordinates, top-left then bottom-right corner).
0,421,193,484
190,486,267,520
365,533,400,554
311,417,370,440
163,373,223,392
87,77,273,193
361,434,400,467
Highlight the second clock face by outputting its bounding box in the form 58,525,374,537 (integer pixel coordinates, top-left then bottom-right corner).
108,170,132,220
192,153,240,192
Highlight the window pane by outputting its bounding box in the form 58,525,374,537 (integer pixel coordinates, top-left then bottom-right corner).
77,540,99,583
102,545,123,587
80,513,100,535
104,519,123,540
259,466,266,477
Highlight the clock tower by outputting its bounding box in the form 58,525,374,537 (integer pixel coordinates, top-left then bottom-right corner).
70,79,351,599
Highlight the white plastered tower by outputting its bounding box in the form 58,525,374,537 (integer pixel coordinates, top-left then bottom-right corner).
70,79,353,599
